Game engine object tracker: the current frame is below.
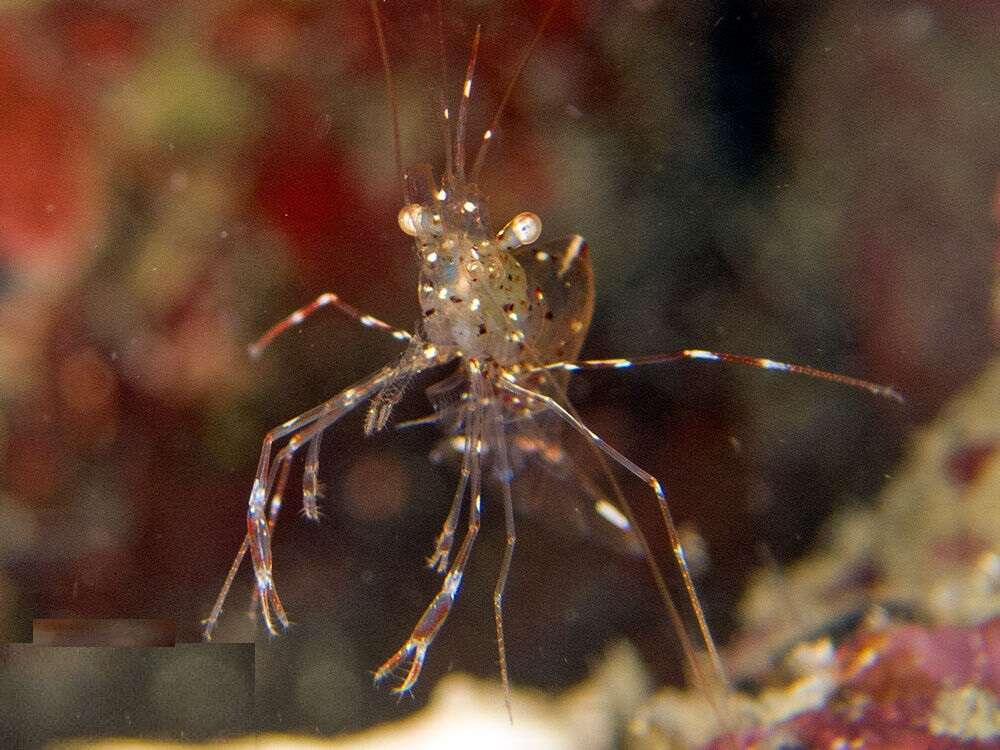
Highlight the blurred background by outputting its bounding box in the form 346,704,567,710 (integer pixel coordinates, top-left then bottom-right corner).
0,0,996,745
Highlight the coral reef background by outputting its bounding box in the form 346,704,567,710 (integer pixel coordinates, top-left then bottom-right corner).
0,0,995,746
632,359,999,748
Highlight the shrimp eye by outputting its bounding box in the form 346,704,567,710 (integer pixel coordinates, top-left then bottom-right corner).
398,203,424,236
498,211,542,250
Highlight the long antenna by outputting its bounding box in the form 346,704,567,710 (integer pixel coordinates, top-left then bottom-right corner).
368,0,409,203
435,0,455,182
470,0,563,183
454,25,481,183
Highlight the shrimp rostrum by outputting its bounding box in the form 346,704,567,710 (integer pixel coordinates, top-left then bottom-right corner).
203,0,902,717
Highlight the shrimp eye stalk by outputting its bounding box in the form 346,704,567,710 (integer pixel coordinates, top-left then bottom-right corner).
497,211,542,251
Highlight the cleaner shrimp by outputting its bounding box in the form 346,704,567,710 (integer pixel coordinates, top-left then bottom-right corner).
203,0,903,724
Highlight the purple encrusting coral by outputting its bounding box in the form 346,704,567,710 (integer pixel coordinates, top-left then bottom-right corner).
630,359,1000,749
706,617,999,749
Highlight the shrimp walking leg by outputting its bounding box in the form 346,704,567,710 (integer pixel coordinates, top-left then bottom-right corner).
497,377,731,693
529,350,903,402
487,392,517,720
204,414,323,640
245,417,342,621
374,374,486,694
248,292,412,360
301,432,324,521
426,436,471,574
203,366,398,640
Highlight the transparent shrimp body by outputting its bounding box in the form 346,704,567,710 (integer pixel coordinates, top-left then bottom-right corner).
203,0,903,731
400,181,543,368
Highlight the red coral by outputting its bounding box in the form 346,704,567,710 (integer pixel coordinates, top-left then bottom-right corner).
0,28,101,271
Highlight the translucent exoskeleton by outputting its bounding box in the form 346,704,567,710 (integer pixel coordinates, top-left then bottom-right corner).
203,0,903,725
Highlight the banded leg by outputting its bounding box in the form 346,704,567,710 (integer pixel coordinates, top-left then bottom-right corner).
424,390,477,573
302,432,324,521
202,533,250,640
266,456,295,533
498,376,730,694
426,437,471,574
487,389,517,721
204,405,327,640
249,292,412,359
249,367,403,636
203,366,397,640
374,383,485,693
527,349,903,403
245,434,312,621
245,418,336,620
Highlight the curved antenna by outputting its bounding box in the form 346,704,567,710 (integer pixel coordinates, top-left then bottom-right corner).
470,0,563,184
435,0,455,182
454,25,482,183
368,0,410,203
